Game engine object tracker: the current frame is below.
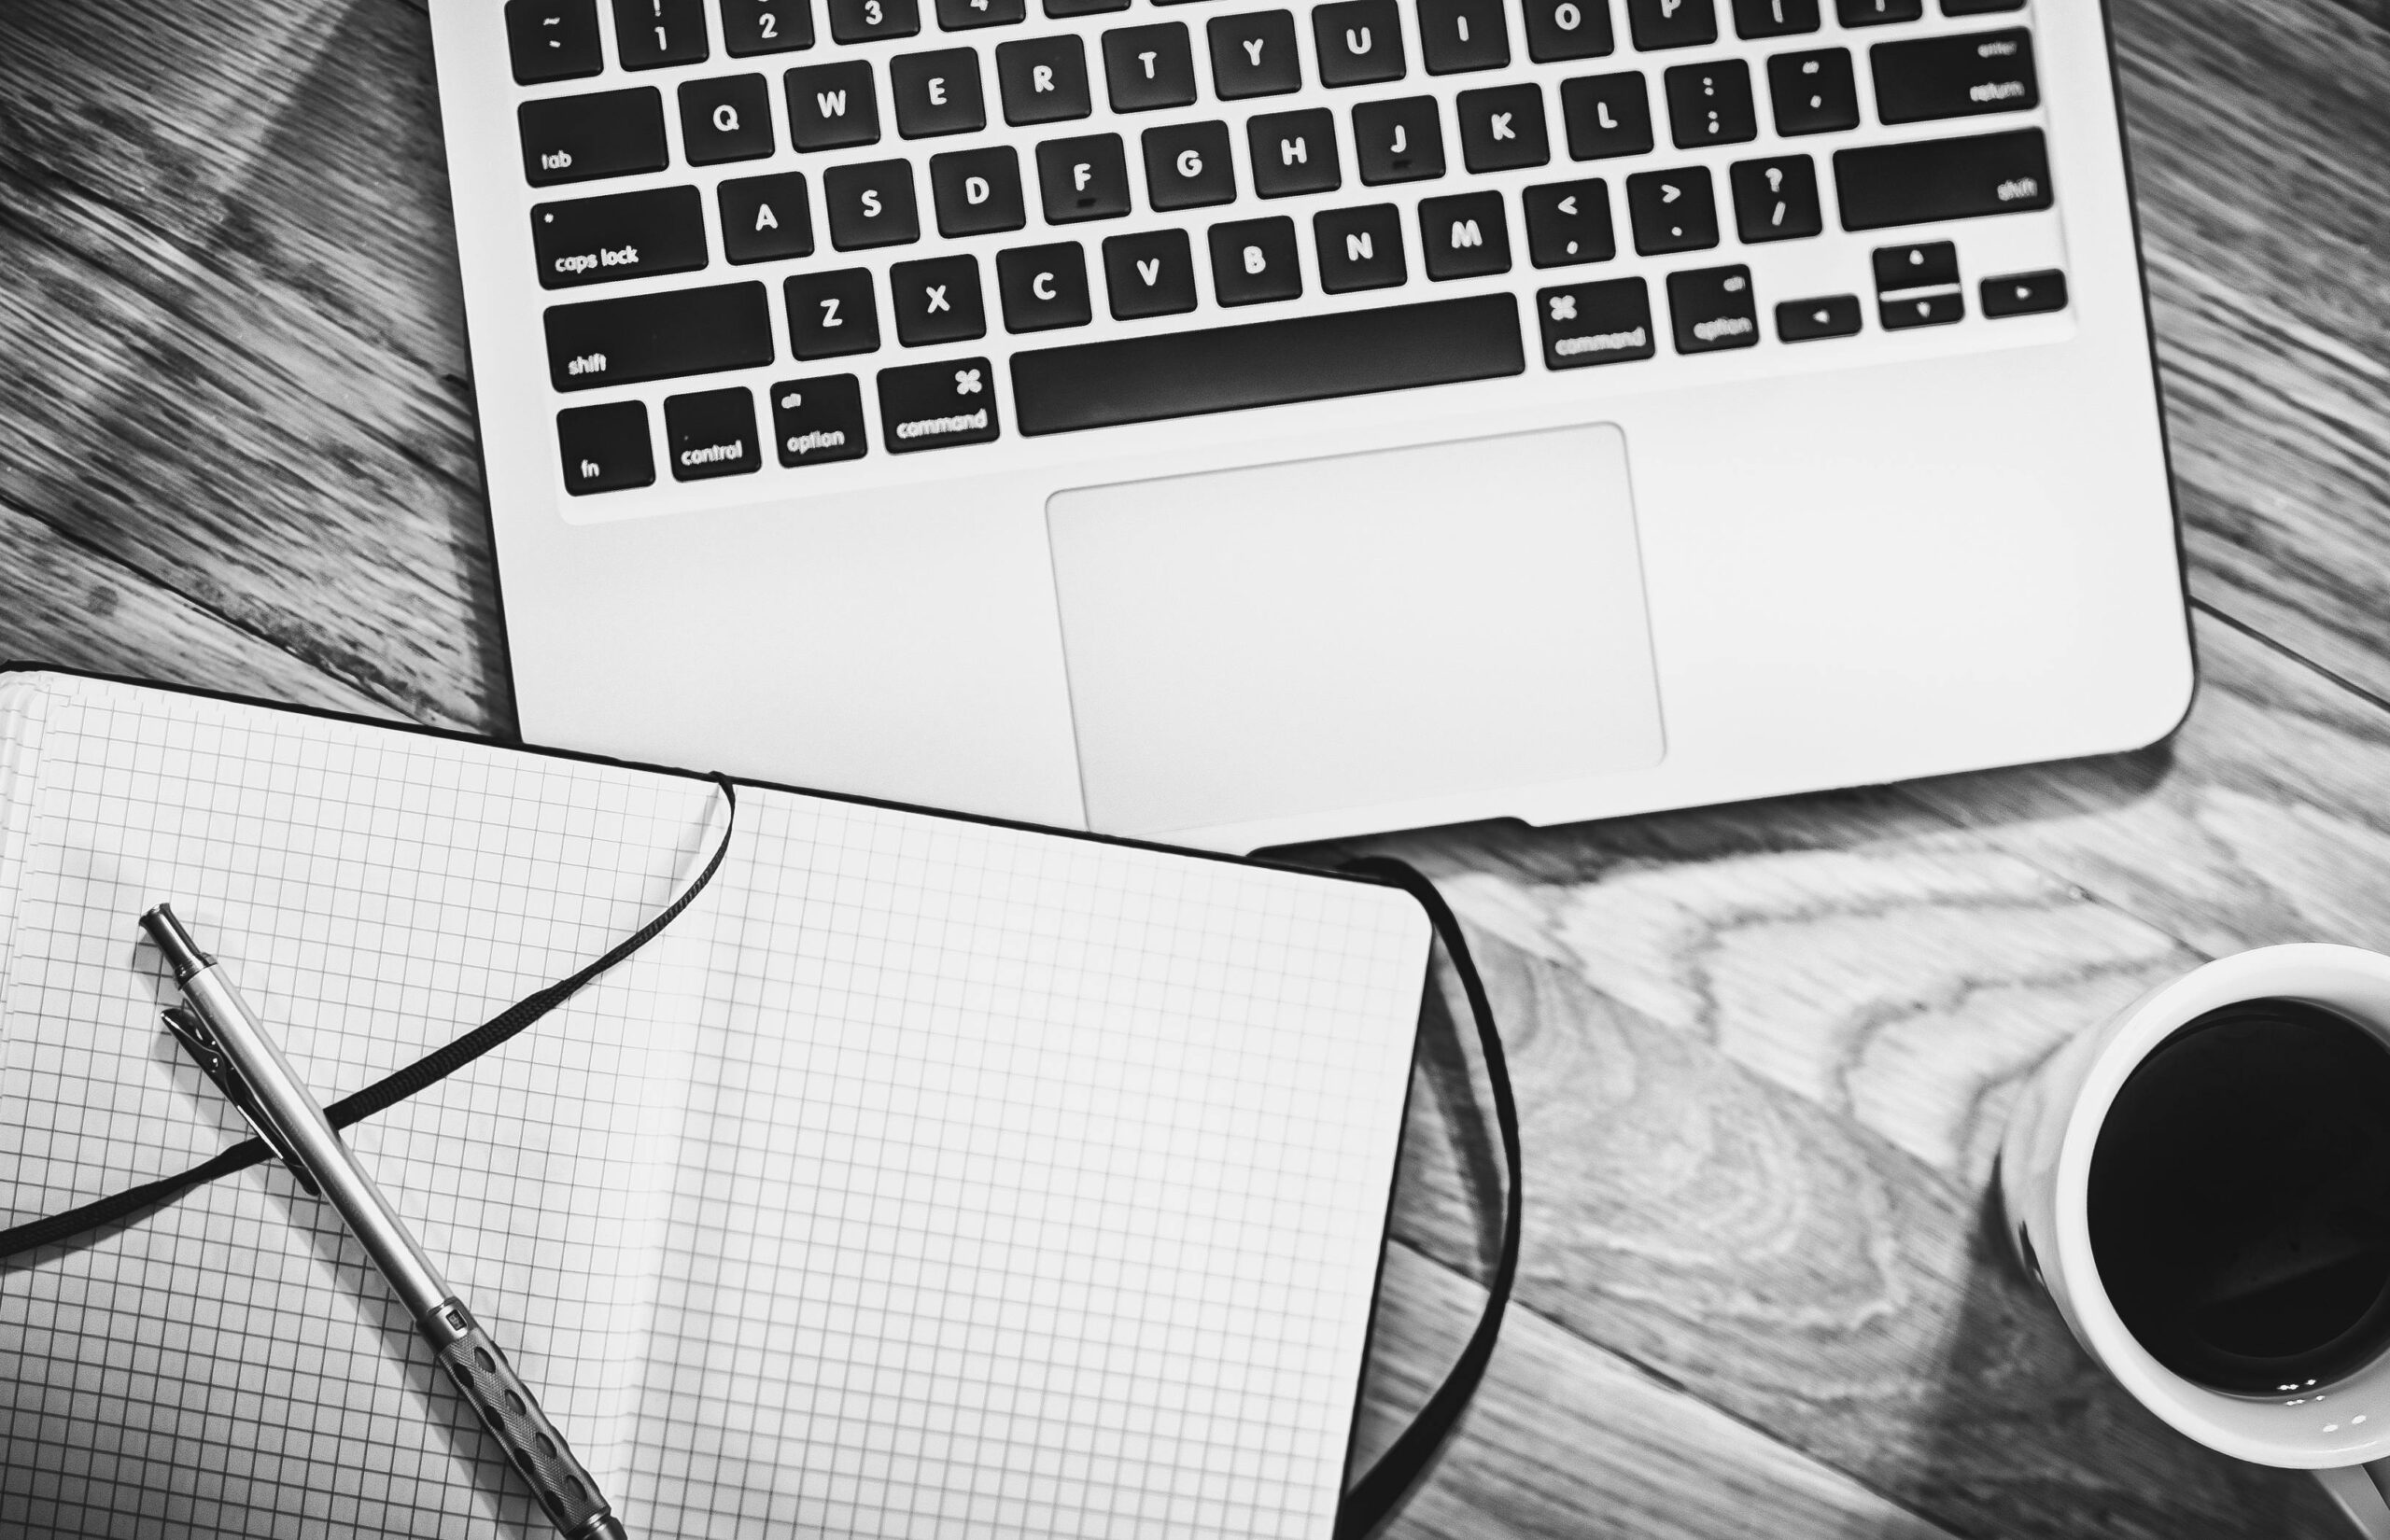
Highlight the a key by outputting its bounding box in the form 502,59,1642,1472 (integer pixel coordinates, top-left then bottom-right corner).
665,386,761,480
1523,0,1612,63
1457,84,1550,172
768,374,870,466
508,0,603,84
722,0,815,54
1145,121,1239,208
556,400,654,493
1775,293,1862,340
1209,216,1304,303
936,0,1028,27
997,36,1092,124
1836,0,1920,23
1248,109,1342,196
519,89,669,187
1010,293,1523,433
1664,60,1755,147
680,76,776,163
1766,48,1858,136
1352,98,1446,183
1419,190,1510,279
826,0,921,42
823,160,921,247
531,186,709,288
613,0,710,66
786,62,881,150
890,255,987,344
1624,166,1717,253
1729,0,1815,37
891,50,987,137
1981,268,2067,317
1726,155,1820,242
1666,264,1758,352
1037,134,1132,220
718,172,815,262
930,147,1026,234
1623,0,1715,50
1418,0,1511,74
544,282,774,389
1522,178,1613,266
1209,12,1302,97
1834,128,2050,230
1314,204,1408,291
996,243,1093,330
1314,0,1406,85
1872,28,2037,125
1103,230,1200,316
1104,24,1200,111
786,268,882,357
1559,73,1653,160
879,357,1001,451
1536,276,1652,367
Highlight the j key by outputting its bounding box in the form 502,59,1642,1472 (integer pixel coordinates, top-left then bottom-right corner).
1314,204,1408,291
1624,0,1715,50
665,386,761,480
1523,0,1613,63
997,36,1092,125
723,0,814,54
891,255,987,344
1624,166,1716,254
930,147,1027,234
786,268,881,357
1666,264,1758,352
996,243,1093,330
1248,109,1342,196
1047,0,1132,15
1038,134,1132,220
1457,85,1549,172
1981,268,2067,317
1210,216,1303,303
1726,155,1821,242
1104,23,1200,111
827,0,920,42
1010,292,1523,434
680,77,776,163
787,62,880,149
1836,0,1919,23
1146,120,1239,208
1835,128,2051,230
769,374,870,466
613,0,710,66
892,49,987,136
1872,240,1958,290
1872,29,2038,124
823,160,922,247
556,400,655,494
1560,73,1653,160
1536,276,1652,367
521,90,669,187
533,186,709,288
1419,190,1510,279
719,172,815,262
1210,12,1302,98
1767,49,1858,136
1314,0,1407,85
1776,293,1861,340
879,357,1001,452
1104,230,1200,317
1418,0,1511,74
544,281,773,390
1353,97,1446,183
1665,61,1754,147
1729,0,1815,37
508,0,602,84
938,0,1028,27
1523,178,1613,266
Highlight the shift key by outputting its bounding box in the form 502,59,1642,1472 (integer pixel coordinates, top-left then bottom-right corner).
1834,128,2050,231
546,281,774,390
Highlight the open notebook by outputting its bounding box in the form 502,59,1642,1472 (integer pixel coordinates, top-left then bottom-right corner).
0,672,1430,1538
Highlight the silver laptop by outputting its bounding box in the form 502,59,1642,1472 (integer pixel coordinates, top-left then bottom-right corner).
428,0,2188,851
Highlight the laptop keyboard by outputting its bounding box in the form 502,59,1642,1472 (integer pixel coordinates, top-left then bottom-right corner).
507,0,2064,494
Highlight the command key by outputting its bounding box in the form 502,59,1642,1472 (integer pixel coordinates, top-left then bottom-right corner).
878,357,1002,453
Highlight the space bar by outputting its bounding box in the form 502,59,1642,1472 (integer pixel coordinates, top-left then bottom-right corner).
1008,294,1525,436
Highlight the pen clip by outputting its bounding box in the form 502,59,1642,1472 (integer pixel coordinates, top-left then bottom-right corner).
162,1005,323,1197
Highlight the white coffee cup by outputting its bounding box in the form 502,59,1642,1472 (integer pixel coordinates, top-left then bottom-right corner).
1999,944,2390,1535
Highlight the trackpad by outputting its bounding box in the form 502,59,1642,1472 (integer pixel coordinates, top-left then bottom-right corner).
1046,425,1665,838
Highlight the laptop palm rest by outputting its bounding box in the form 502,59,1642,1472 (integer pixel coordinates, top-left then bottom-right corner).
1046,424,1666,839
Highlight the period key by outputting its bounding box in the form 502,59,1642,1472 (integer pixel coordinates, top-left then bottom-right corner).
879,357,1002,450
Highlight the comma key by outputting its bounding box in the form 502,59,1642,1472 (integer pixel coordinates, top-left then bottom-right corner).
878,357,1002,452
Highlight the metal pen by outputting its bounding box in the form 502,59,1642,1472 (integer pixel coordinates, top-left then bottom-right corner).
140,903,629,1540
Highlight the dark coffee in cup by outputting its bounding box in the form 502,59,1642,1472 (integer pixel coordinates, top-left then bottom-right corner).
2089,998,2390,1396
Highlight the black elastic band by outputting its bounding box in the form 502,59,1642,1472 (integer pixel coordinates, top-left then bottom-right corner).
1334,856,1523,1540
0,777,738,1263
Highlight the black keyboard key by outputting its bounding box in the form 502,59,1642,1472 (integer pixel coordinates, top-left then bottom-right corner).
1624,165,1716,253
532,185,709,288
1248,109,1342,196
1665,60,1754,147
509,0,603,84
1010,292,1523,434
1768,48,1858,135
1353,97,1446,183
1210,11,1303,98
1624,0,1714,50
1314,204,1408,291
938,0,1027,26
1873,28,2036,124
1038,134,1132,220
786,268,881,356
1536,276,1652,367
545,281,773,390
1523,0,1612,62
1419,190,1510,278
1209,216,1303,303
1104,230,1200,316
719,172,815,261
1666,264,1757,352
665,386,761,479
1145,121,1239,208
879,357,1001,450
1560,73,1652,160
1872,239,1957,290
823,160,921,247
1835,128,2050,230
1882,290,1962,328
1943,0,2024,12
1457,84,1549,171
1727,155,1820,242
1730,0,1815,36
724,0,816,53
1104,23,1199,110
930,147,1026,233
1523,178,1613,265
891,254,986,343
1776,293,1861,340
520,90,669,186
770,374,870,465
997,243,1093,329
557,400,655,493
1419,0,1511,74
786,62,880,149
1838,0,1920,22
827,0,921,40
892,49,987,136
997,36,1092,124
1314,0,1406,84
614,0,711,65
1982,268,2067,316
1047,0,1132,14
681,76,776,163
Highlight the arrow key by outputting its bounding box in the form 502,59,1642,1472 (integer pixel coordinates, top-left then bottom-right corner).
1524,178,1615,268
1774,293,1862,342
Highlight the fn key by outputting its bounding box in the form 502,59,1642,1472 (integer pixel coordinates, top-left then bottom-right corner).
557,401,656,494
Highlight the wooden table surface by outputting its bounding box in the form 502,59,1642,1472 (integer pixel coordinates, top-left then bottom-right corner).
4,0,2386,1534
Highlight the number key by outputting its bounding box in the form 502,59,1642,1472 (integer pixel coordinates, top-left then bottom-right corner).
612,0,710,66
827,0,921,42
721,0,815,54
935,0,1028,25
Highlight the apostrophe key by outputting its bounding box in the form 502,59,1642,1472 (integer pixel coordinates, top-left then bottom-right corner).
507,0,603,84
543,281,775,389
612,0,710,67
1766,48,1858,135
519,90,669,187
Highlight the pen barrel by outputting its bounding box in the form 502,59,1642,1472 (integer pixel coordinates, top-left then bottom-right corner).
423,1298,626,1540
